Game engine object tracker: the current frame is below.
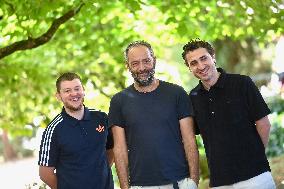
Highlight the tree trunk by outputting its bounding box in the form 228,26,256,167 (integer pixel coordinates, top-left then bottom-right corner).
1,130,17,161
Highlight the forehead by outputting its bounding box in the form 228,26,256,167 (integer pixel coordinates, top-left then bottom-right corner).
185,48,210,61
128,46,152,61
60,79,82,89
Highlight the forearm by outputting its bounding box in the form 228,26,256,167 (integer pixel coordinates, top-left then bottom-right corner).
257,127,269,148
180,117,200,185
114,148,129,189
39,167,57,189
112,126,129,189
255,116,271,148
43,174,57,189
184,139,199,185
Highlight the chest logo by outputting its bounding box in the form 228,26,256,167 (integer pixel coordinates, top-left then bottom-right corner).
96,124,105,132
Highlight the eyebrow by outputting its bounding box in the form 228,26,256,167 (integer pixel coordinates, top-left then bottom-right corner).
62,85,81,90
130,58,151,63
199,55,207,59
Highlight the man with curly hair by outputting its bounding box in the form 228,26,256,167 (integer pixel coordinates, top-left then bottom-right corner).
182,39,275,189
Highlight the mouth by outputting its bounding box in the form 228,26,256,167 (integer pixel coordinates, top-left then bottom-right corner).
198,67,209,76
138,73,149,78
70,97,80,102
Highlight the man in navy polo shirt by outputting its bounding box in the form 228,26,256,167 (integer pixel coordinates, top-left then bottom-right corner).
38,72,114,189
109,41,199,189
182,39,276,189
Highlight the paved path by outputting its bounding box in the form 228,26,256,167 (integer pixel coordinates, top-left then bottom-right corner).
0,157,120,189
0,157,43,189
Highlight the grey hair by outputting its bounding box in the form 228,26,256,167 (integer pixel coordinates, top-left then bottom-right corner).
124,40,155,63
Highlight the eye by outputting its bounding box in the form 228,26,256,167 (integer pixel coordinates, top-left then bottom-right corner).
190,61,197,67
144,58,151,63
131,61,138,67
63,89,71,93
200,56,208,61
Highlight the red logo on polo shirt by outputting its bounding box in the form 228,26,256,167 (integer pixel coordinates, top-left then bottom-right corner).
96,124,104,132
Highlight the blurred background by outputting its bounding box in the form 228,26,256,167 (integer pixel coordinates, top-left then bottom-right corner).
0,0,283,188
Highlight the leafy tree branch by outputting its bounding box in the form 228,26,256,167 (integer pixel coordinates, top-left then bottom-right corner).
0,2,84,60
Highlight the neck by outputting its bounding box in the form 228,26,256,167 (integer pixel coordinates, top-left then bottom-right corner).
134,78,159,93
202,70,220,91
65,106,84,120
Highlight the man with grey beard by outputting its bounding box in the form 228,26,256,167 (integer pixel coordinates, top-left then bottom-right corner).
108,41,199,189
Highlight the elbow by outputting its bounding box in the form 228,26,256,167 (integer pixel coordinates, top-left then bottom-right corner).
39,166,56,183
39,167,44,180
39,168,47,183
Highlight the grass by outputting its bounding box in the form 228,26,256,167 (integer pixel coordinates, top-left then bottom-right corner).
270,154,284,189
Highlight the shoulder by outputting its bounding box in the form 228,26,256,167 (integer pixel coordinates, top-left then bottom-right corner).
44,113,64,136
110,85,134,103
160,80,186,92
225,72,250,81
88,108,108,120
189,84,201,96
113,86,133,97
44,113,64,133
225,73,253,87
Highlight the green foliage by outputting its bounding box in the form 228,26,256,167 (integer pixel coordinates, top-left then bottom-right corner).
267,96,284,114
0,0,283,137
25,182,47,189
199,154,209,180
265,97,284,157
150,0,283,41
266,112,284,157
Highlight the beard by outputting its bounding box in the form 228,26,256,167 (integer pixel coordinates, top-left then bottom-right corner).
63,98,84,112
131,68,155,87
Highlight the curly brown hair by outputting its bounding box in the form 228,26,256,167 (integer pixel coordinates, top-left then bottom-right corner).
182,39,215,67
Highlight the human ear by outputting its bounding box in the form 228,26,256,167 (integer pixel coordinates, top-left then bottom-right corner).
55,92,61,101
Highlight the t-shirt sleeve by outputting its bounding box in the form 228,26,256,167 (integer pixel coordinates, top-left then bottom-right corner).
177,86,194,120
245,76,271,121
106,128,114,150
108,94,125,128
193,117,201,135
102,112,114,150
38,125,58,167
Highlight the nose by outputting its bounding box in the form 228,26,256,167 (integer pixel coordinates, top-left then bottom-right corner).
137,62,146,71
196,61,205,70
70,89,78,96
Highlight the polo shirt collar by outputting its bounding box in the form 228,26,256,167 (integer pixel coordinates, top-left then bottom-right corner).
61,105,91,127
197,68,227,92
214,68,226,88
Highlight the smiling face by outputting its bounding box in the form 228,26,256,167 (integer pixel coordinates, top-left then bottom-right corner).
185,47,218,83
56,78,85,112
127,45,156,87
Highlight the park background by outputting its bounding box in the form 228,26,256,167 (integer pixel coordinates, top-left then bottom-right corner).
0,0,283,188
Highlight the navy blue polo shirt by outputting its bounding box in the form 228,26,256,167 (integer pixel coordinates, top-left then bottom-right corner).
190,68,271,187
38,107,114,189
109,81,194,186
